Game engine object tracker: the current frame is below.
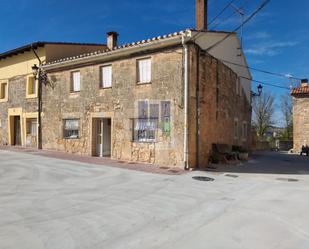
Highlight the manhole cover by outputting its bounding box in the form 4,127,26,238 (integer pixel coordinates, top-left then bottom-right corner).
225,174,239,178
276,178,299,182
192,176,215,182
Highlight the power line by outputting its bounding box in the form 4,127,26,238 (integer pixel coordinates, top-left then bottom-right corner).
240,76,290,90
221,59,303,81
210,0,252,29
206,0,271,52
208,0,238,27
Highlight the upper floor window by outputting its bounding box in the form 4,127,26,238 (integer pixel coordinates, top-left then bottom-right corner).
137,58,151,84
101,65,112,88
242,121,248,140
0,82,8,101
26,76,37,98
71,71,81,92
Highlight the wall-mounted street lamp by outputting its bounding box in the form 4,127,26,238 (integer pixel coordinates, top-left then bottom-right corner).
251,84,263,97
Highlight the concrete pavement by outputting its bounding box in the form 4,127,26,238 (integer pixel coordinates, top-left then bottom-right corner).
0,150,309,249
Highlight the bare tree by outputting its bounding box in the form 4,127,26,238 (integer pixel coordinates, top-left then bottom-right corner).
252,92,275,139
280,92,293,140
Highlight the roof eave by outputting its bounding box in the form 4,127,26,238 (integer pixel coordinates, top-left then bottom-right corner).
43,35,184,71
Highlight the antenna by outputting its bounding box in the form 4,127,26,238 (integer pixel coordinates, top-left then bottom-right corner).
230,4,245,48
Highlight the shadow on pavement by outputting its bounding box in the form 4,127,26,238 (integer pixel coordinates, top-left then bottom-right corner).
205,151,309,175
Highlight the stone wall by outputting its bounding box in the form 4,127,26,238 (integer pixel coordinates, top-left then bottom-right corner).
188,46,252,169
293,97,309,152
0,75,38,146
43,46,185,167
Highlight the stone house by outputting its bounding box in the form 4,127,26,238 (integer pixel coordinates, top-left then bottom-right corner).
0,42,106,148
291,79,309,152
0,1,252,169
40,28,251,169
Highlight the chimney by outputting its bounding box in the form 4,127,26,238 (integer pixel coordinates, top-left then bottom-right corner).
196,0,208,30
301,79,308,88
107,31,118,50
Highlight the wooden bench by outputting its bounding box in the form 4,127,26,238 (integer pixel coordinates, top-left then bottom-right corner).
212,143,238,164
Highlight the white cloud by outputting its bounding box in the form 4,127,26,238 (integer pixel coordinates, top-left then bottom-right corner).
245,41,299,56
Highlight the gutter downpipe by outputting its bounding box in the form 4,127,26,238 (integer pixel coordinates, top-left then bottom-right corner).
182,33,189,170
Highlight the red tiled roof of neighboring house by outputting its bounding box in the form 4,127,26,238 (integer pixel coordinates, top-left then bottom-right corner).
44,29,235,67
0,41,106,61
291,86,309,96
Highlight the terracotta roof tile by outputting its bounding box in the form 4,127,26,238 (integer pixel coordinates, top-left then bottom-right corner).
291,86,309,96
44,29,234,67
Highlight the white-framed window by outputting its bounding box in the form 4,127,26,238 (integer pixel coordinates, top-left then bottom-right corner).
26,119,37,136
26,76,37,97
234,118,239,139
71,71,81,92
0,81,8,101
63,119,80,139
101,65,112,88
242,121,248,140
137,58,151,84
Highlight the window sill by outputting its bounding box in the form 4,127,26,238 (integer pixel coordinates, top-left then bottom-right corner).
26,94,38,99
99,87,112,90
0,99,8,103
132,140,156,144
63,137,80,140
137,82,152,85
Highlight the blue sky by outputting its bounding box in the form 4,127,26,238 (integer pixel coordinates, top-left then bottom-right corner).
1,0,308,125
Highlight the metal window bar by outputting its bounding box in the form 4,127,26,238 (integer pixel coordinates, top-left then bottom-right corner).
131,118,159,143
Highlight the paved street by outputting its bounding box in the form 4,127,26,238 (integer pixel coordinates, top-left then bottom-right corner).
0,150,309,249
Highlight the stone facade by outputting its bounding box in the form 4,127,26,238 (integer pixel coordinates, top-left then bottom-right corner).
292,96,309,152
40,44,251,168
0,75,38,147
43,46,185,167
0,41,252,169
187,46,251,168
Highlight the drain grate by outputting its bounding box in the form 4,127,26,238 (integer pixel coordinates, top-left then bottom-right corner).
276,178,299,182
192,176,215,182
225,174,239,178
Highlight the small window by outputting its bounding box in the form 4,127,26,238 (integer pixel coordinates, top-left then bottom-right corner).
234,118,239,139
101,65,112,88
26,119,37,136
27,76,37,96
137,58,151,84
0,82,8,100
161,101,171,134
71,71,81,92
63,119,80,139
242,121,248,139
132,118,157,142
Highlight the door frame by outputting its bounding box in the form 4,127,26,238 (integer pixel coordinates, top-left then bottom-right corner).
90,112,113,157
8,108,24,146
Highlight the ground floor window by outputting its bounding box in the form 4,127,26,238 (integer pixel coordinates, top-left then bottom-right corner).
26,119,37,136
63,119,80,139
132,118,158,142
